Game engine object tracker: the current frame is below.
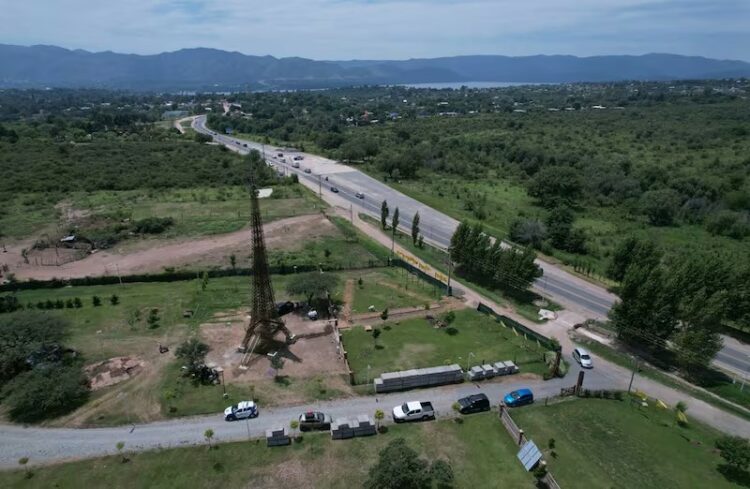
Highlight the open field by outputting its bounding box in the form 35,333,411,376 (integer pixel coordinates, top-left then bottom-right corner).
0,412,533,488
1,264,446,425
513,397,746,488
350,267,443,314
342,308,549,384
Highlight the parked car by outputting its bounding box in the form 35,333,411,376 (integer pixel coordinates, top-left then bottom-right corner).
304,168,312,174
572,347,593,368
457,393,490,414
330,186,339,193
392,401,435,422
224,400,258,421
298,411,332,431
503,389,534,407
355,192,365,199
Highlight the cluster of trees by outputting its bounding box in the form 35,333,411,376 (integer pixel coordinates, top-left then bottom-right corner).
0,312,89,422
366,437,454,489
607,237,750,377
509,205,587,254
449,222,542,292
0,294,121,314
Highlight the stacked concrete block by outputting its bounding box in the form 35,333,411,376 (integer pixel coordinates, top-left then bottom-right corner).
374,364,463,393
482,364,497,379
266,427,291,447
470,360,520,381
468,365,485,381
331,415,377,439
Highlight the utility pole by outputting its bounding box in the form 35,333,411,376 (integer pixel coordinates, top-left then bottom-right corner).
318,174,322,198
446,259,453,296
627,358,640,394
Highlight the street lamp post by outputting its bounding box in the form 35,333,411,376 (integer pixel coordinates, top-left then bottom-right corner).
467,352,475,372
627,358,639,394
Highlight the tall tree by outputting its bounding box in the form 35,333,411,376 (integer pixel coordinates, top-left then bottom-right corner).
607,236,660,282
365,438,432,489
380,200,389,230
411,212,420,245
392,207,400,234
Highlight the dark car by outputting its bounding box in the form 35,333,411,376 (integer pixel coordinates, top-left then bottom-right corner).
457,393,491,414
503,388,534,407
298,411,332,431
304,168,312,174
355,192,365,199
330,186,339,193
276,301,295,316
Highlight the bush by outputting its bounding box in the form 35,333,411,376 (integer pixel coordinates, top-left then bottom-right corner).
132,217,175,235
445,327,458,336
1,365,89,422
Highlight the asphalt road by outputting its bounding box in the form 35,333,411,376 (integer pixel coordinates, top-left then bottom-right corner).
193,116,748,374
0,362,616,468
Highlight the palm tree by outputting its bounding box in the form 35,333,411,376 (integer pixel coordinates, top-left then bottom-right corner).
204,429,215,450
374,409,385,430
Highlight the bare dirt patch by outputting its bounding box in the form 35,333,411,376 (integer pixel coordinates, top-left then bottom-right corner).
85,356,144,390
201,310,348,384
6,214,335,280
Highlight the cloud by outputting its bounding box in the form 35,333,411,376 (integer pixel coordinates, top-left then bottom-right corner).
2,0,748,61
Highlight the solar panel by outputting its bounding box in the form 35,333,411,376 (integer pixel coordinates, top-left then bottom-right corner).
517,440,543,471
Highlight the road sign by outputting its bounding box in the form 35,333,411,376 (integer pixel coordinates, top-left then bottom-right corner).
517,440,543,471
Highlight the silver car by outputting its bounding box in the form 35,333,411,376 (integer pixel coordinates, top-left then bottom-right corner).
572,347,593,368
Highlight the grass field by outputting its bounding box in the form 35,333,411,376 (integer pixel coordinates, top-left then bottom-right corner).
342,308,549,383
350,267,443,314
512,397,745,488
0,184,323,240
0,413,533,489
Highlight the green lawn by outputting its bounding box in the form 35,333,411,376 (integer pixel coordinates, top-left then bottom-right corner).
342,308,549,383
0,413,533,489
350,268,442,314
513,397,745,489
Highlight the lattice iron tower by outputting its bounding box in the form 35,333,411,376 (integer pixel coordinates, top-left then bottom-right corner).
240,179,294,362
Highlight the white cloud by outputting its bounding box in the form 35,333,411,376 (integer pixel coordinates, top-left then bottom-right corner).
2,0,748,60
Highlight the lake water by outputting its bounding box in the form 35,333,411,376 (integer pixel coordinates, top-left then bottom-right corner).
399,81,546,89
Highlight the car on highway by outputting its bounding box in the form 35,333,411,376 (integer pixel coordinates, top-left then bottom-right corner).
298,411,332,431
293,155,304,161
277,152,284,157
456,393,491,414
355,192,365,199
503,388,534,407
242,143,248,148
330,186,339,193
304,168,312,174
224,400,258,421
572,347,593,368
392,401,435,422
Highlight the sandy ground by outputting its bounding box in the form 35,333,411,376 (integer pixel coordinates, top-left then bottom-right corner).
201,309,348,384
1,214,333,280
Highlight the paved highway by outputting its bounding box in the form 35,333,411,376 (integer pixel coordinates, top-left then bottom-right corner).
193,116,616,318
192,115,749,376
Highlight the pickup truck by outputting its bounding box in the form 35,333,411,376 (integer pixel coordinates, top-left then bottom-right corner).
392,401,435,423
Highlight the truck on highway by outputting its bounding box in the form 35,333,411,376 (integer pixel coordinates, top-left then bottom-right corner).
392,401,435,423
292,161,300,168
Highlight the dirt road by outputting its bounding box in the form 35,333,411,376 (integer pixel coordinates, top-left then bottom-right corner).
3,214,330,280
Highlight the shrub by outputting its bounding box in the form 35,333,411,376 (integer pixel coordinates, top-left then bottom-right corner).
132,217,175,235
92,296,101,307
445,327,458,336
1,365,89,422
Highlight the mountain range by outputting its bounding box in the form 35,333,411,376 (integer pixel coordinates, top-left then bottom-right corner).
1,44,749,91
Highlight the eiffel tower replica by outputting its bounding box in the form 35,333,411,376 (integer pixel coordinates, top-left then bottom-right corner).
240,175,295,365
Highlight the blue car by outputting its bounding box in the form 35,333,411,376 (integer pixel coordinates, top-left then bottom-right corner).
503,388,534,407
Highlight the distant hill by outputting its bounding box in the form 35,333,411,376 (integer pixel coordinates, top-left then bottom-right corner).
1,44,749,91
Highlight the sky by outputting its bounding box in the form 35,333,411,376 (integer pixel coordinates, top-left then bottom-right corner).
2,0,749,61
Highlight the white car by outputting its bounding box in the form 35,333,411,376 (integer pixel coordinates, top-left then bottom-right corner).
572,347,593,369
224,400,258,421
